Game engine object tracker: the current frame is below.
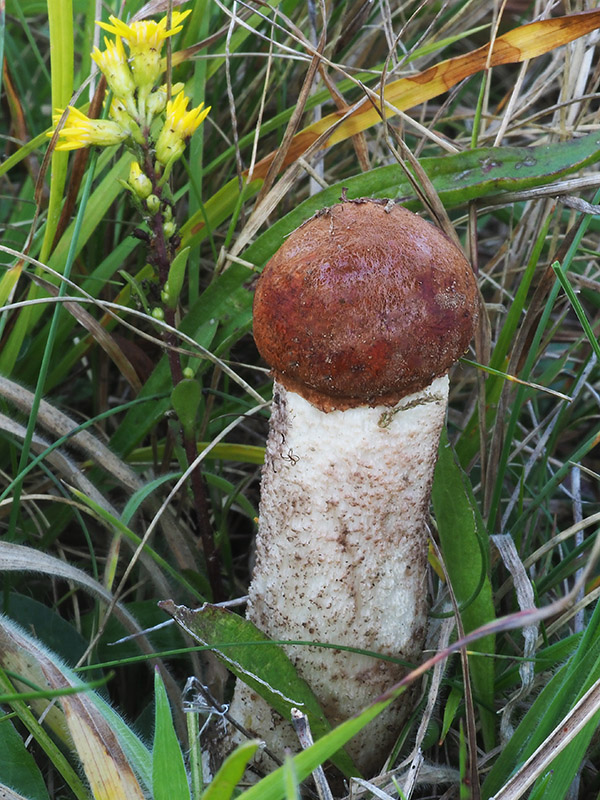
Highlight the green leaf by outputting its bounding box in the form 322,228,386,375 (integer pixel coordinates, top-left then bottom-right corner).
160,602,358,778
108,279,222,457
42,0,73,264
551,260,600,360
440,686,463,745
0,713,50,800
432,430,496,749
171,379,202,439
165,246,191,308
201,740,260,800
182,131,600,254
153,669,190,800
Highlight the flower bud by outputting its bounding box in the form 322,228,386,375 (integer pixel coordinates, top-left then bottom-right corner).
146,194,161,214
128,161,153,199
163,220,176,239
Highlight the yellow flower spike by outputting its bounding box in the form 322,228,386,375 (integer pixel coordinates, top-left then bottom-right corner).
49,106,129,151
155,93,211,165
91,36,136,115
97,11,191,95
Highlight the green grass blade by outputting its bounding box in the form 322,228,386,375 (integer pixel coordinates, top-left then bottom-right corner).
181,128,600,252
201,740,261,800
482,599,600,798
0,152,133,378
236,696,395,800
68,489,205,602
153,669,190,800
485,190,600,531
42,0,73,263
551,260,600,360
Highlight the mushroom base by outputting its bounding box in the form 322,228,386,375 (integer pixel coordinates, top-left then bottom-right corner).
211,376,449,778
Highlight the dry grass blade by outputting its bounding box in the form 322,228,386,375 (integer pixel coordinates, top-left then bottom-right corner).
255,1,327,203
0,412,123,515
224,101,354,267
523,512,600,570
0,542,150,646
0,376,142,492
246,9,600,181
491,535,537,742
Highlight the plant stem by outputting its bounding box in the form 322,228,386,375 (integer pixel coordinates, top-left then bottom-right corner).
143,146,224,601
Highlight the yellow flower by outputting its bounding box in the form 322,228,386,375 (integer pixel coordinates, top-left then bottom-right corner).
155,93,210,165
97,11,191,94
91,36,136,114
50,106,129,151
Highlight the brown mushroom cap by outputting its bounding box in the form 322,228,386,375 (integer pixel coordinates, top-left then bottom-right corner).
253,199,478,411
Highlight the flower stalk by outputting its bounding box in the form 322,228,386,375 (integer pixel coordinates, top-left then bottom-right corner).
48,11,222,600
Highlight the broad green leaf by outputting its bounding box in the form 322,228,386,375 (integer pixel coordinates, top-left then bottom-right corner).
159,601,358,777
182,124,600,253
153,670,190,800
440,686,463,745
165,246,191,309
432,430,496,749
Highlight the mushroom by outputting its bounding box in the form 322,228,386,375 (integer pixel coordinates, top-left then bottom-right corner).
220,199,478,776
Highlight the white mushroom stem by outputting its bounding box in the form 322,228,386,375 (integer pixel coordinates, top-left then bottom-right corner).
224,374,449,775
